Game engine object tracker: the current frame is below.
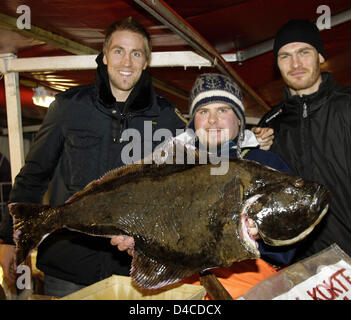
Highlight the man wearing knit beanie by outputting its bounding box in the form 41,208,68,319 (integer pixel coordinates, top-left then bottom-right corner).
187,73,248,158
257,19,351,263
187,73,294,165
183,73,298,299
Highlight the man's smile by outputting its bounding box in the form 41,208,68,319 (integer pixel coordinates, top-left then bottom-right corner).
119,70,133,76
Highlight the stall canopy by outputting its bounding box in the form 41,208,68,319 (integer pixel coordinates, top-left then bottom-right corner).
0,0,351,127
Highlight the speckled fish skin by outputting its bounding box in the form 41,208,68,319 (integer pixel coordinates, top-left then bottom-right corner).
10,153,330,289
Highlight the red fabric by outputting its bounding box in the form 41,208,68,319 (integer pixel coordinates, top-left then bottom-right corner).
183,259,278,299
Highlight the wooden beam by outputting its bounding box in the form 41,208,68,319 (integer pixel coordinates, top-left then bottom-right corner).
151,51,210,67
5,51,212,72
151,77,188,101
0,13,97,55
6,55,98,72
0,54,25,182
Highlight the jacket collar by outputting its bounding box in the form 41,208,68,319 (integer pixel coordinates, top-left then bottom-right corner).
282,72,337,112
94,52,159,116
191,129,259,158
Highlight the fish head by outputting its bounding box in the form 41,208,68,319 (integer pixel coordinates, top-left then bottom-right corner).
243,174,330,246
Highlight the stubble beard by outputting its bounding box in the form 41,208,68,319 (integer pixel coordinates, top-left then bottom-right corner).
283,59,322,94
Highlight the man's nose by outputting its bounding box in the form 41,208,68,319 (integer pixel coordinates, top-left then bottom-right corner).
291,54,302,69
208,111,218,124
121,53,132,66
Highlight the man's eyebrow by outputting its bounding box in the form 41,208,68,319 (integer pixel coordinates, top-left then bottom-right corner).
297,47,314,52
278,46,314,56
109,44,122,50
197,105,231,112
109,45,145,54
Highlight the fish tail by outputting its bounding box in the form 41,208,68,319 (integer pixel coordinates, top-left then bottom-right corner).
9,203,52,265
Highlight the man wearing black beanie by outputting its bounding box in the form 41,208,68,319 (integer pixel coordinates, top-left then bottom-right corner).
257,19,351,263
273,19,326,62
273,19,326,96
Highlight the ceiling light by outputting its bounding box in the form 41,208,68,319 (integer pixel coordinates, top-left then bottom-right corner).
32,86,57,108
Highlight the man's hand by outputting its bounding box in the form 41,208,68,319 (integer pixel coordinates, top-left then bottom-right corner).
110,235,135,256
252,127,274,151
247,218,259,240
0,244,17,286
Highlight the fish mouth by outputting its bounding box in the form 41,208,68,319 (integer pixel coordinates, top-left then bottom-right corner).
239,213,259,253
238,195,262,255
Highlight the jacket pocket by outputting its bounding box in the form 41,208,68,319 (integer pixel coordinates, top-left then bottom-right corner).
63,130,102,187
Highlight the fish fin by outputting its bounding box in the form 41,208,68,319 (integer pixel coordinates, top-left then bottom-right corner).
130,252,195,289
65,180,99,203
66,136,200,204
65,163,147,204
9,203,52,265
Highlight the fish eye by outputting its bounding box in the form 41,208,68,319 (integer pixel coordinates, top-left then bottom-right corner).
301,196,312,206
294,178,304,188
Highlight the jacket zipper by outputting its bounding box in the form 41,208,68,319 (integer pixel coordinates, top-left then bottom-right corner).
303,102,308,118
118,111,157,143
119,99,137,142
119,116,124,143
300,99,313,179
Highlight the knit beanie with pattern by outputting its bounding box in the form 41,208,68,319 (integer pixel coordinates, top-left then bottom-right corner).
187,73,246,158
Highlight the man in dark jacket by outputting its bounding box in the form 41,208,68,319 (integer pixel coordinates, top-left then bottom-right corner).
0,17,186,297
257,19,351,262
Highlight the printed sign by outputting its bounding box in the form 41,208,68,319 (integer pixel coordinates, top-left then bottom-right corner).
273,260,351,300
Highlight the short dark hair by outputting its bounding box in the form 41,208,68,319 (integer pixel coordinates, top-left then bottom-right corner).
103,16,152,61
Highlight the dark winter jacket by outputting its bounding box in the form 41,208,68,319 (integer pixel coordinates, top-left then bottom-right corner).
258,72,351,261
0,53,186,285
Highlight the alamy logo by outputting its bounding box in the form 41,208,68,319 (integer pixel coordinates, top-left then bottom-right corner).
316,5,331,30
16,265,31,290
120,123,231,175
16,5,31,30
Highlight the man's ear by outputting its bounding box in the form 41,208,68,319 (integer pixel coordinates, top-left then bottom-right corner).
103,54,107,65
143,58,149,70
319,53,325,64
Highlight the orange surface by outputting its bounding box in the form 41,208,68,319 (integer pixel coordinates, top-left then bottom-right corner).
183,259,278,299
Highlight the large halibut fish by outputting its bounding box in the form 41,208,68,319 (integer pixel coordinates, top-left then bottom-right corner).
9,138,330,289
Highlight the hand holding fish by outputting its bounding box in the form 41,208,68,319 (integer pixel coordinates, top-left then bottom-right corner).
110,235,135,256
110,222,259,254
247,218,259,240
0,244,17,286
252,127,274,151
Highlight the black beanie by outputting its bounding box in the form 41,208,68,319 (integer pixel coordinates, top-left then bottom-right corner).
273,19,326,62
